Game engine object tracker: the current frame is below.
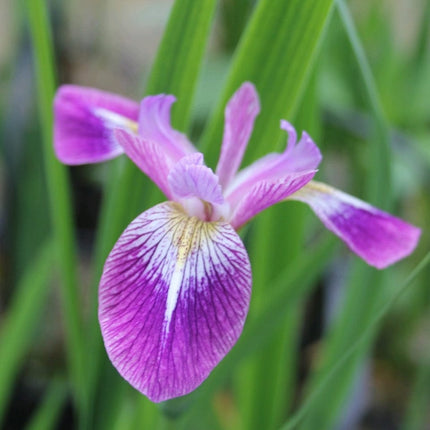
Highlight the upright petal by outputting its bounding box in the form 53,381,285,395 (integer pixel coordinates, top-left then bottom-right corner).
216,82,260,189
139,95,196,159
290,181,421,269
113,129,174,198
99,202,252,402
54,85,139,164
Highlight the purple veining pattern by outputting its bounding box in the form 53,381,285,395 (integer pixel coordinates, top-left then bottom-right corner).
291,181,421,269
230,171,316,230
99,202,252,402
54,85,139,164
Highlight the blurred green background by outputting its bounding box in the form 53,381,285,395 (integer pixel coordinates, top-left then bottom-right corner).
0,0,429,429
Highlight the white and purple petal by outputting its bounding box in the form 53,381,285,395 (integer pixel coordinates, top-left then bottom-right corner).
139,95,196,160
290,181,421,269
216,82,260,189
99,202,252,402
225,120,322,209
54,85,139,164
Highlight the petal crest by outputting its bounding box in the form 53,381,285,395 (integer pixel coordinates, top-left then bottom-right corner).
290,181,421,268
216,82,260,189
168,153,225,206
99,202,252,402
54,85,139,164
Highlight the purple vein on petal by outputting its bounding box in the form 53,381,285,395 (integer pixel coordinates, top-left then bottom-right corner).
290,181,421,268
99,202,252,402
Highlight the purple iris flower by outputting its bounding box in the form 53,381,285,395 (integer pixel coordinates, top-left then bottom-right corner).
54,82,420,402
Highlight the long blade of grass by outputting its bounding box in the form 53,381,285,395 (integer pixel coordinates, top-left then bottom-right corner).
238,74,321,430
85,1,217,427
297,2,398,428
0,241,54,425
26,0,86,415
25,378,67,430
201,0,334,165
401,342,430,430
336,0,391,208
281,252,430,430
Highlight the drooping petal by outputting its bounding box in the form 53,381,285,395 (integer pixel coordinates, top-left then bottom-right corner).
290,181,421,269
216,82,260,189
113,129,175,198
99,202,252,402
139,95,196,159
54,85,139,164
229,171,316,229
225,120,322,209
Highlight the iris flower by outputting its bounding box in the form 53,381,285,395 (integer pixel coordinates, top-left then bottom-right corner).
54,82,420,402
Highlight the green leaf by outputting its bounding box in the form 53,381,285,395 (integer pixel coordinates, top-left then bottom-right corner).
296,3,395,428
25,378,67,430
26,0,86,414
201,0,334,165
281,252,430,430
0,241,54,425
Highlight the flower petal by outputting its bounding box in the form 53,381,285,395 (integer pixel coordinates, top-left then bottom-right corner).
168,153,225,205
229,171,316,229
99,202,252,402
215,82,260,189
54,85,139,164
290,181,421,268
225,120,322,209
139,95,196,159
113,129,175,198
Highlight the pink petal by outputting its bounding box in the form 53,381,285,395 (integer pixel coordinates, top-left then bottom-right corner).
99,202,252,402
290,181,421,269
225,120,322,209
113,129,174,199
229,171,316,229
168,152,224,202
54,85,139,164
215,82,260,189
138,95,196,160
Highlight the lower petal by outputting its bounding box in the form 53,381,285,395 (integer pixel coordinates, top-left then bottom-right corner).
290,181,421,269
99,202,252,402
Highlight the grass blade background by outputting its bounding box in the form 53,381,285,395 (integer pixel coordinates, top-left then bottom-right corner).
237,74,321,430
281,252,430,430
26,0,86,417
297,1,397,428
25,378,67,430
201,0,334,164
0,241,53,425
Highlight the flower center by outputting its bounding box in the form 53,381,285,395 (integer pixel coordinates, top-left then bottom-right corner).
179,197,230,222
